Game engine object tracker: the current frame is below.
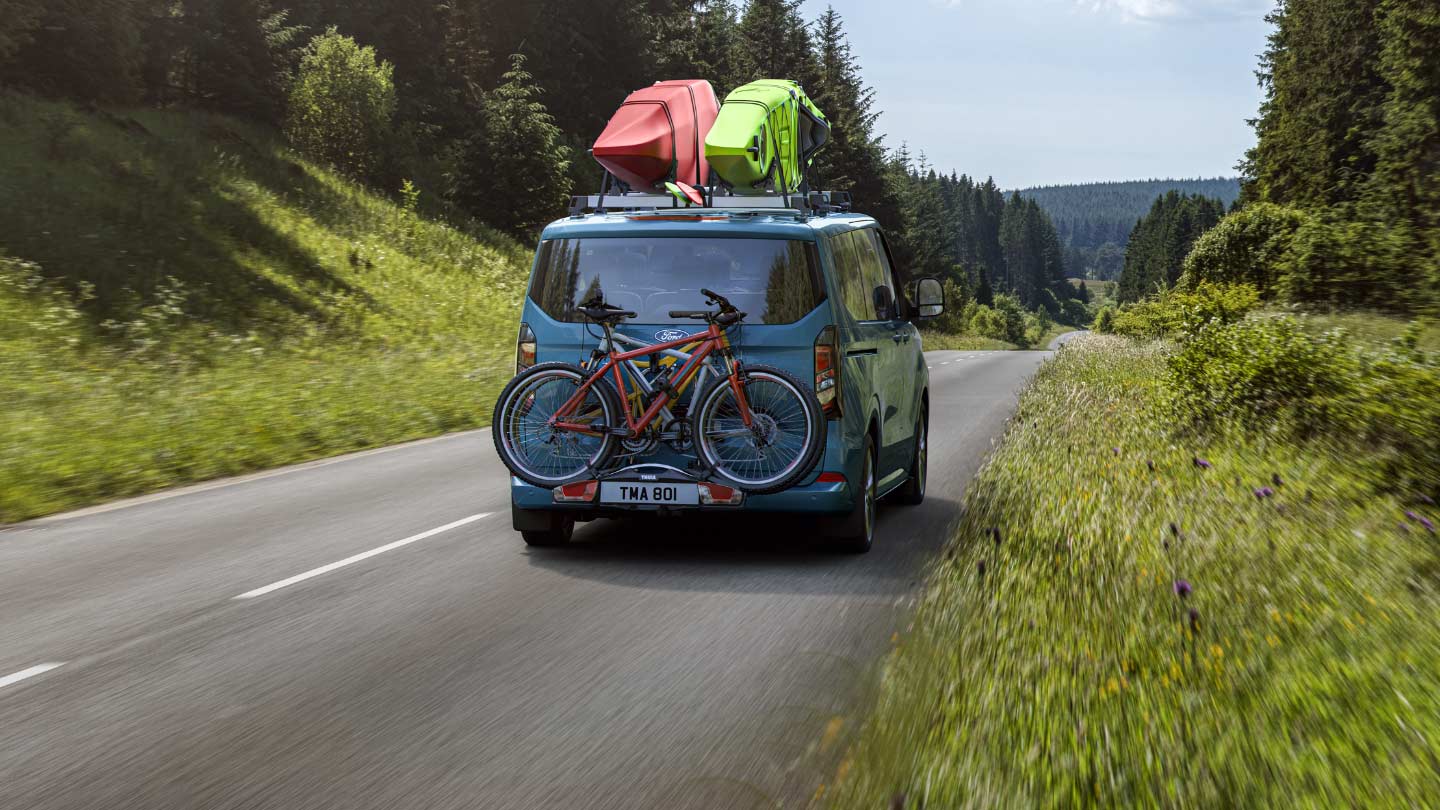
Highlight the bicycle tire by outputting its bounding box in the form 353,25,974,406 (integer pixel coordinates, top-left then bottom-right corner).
492,362,623,488
690,364,825,495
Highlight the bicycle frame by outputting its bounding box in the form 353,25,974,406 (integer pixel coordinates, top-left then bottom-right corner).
550,321,753,438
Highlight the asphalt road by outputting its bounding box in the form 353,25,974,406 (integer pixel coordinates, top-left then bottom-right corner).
0,349,1050,810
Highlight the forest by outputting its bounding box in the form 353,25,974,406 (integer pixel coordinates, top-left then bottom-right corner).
0,0,1084,328
1178,0,1438,313
1018,178,1241,281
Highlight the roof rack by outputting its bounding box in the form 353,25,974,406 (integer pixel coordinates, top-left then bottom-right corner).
568,189,854,218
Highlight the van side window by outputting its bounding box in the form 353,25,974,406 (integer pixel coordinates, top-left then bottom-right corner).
851,229,896,320
830,232,873,321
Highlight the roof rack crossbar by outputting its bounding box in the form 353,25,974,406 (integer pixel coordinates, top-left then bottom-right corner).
568,189,853,218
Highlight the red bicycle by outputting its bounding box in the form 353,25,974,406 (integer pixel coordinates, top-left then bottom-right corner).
492,290,824,494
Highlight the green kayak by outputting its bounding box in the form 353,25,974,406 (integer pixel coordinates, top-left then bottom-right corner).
704,79,829,195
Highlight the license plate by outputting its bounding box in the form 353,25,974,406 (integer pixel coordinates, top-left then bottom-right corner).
599,481,700,506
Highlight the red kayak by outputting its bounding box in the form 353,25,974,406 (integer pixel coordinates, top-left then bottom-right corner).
592,80,719,192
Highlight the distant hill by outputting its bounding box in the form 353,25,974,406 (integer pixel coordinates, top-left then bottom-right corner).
1015,178,1243,279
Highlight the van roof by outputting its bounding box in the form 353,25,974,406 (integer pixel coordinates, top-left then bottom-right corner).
539,210,878,241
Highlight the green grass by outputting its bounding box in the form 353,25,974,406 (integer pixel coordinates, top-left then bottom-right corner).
828,335,1440,808
0,94,526,523
918,331,1019,352
1284,309,1440,352
920,326,1078,353
1071,277,1116,308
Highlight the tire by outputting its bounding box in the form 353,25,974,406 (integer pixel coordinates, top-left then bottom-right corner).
829,435,877,554
893,404,927,506
691,364,825,495
521,516,575,547
492,362,622,488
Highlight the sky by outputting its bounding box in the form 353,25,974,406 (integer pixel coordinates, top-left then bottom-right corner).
798,0,1276,188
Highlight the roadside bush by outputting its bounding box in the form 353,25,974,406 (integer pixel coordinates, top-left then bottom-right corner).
1110,282,1260,338
1277,214,1414,311
1180,203,1309,296
285,29,396,179
1167,315,1355,427
1168,314,1440,491
993,293,1029,345
1059,297,1089,327
1093,304,1116,333
968,304,1006,341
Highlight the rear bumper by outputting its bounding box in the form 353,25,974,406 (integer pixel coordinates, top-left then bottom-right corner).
510,476,853,517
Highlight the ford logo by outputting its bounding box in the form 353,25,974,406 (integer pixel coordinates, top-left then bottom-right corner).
655,329,689,342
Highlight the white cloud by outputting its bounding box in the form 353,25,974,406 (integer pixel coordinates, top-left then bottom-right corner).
1081,0,1272,22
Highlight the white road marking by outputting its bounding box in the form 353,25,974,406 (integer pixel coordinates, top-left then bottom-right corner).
234,513,492,599
0,663,64,691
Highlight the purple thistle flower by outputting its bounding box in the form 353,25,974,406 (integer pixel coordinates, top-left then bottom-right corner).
1112,447,1121,456
1173,579,1193,599
1193,456,1213,470
977,559,987,576
1418,495,1436,506
1272,473,1285,487
1407,511,1436,534
1254,487,1275,500
1169,522,1181,537
1188,607,1201,632
991,526,1003,546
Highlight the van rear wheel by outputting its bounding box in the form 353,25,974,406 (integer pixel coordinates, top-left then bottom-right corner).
894,405,927,506
828,436,876,554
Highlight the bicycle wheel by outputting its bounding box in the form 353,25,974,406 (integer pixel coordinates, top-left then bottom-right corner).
691,364,825,495
492,363,622,488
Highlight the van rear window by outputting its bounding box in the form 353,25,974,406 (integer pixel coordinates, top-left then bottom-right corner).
529,238,824,325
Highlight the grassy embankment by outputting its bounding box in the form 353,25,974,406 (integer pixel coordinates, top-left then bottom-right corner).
0,93,527,523
827,329,1440,808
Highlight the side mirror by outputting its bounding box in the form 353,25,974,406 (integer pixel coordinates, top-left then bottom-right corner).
873,285,895,321
914,277,944,319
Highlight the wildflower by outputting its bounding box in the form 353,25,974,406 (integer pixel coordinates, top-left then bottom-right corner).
1112,447,1121,456
1193,456,1213,470
1188,607,1201,631
1254,486,1275,500
1169,522,1181,537
1173,579,1193,599
978,559,987,576
1147,459,1156,472
1418,495,1436,506
1405,511,1436,534
1272,473,1285,487
991,526,1002,546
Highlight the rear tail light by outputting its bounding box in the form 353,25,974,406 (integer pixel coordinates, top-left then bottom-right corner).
815,325,840,420
516,323,537,373
816,472,847,484
553,480,598,503
698,482,744,506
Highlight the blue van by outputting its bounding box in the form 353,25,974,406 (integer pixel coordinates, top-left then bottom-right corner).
503,200,945,553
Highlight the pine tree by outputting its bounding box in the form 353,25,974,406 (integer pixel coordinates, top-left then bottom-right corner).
457,54,572,236
735,0,816,87
1243,0,1389,208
